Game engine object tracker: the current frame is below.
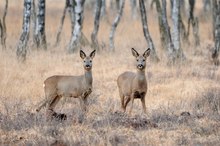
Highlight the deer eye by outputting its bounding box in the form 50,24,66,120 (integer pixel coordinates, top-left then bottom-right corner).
136,59,138,61
84,60,86,62
143,59,145,61
90,60,92,63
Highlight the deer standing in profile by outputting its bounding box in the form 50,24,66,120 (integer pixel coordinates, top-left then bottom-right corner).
36,50,96,120
117,48,150,114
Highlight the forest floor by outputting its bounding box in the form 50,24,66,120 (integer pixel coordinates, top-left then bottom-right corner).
0,1,220,145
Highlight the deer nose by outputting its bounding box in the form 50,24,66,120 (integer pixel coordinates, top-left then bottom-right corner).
138,64,143,68
86,64,90,67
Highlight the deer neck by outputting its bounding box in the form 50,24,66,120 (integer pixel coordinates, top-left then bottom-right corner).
84,69,93,86
136,69,146,82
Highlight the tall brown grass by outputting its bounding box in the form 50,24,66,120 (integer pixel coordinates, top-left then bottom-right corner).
0,1,220,145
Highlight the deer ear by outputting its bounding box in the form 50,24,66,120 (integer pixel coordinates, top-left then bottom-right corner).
131,48,139,57
143,48,150,58
90,50,96,59
80,50,86,59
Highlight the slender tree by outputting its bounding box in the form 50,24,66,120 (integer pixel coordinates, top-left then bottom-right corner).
172,0,185,60
154,0,167,49
34,0,47,50
91,0,102,51
0,0,8,50
101,0,106,17
68,0,86,53
130,0,138,19
212,0,220,65
31,0,37,46
16,0,32,62
109,0,125,51
187,0,200,47
161,0,176,63
139,0,159,62
55,0,72,46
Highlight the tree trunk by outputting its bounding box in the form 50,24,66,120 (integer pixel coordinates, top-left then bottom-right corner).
91,0,102,51
139,0,159,62
187,0,200,47
179,11,189,44
212,0,220,65
154,0,167,49
31,0,37,47
34,0,47,50
172,0,185,60
55,0,71,47
68,0,85,53
0,0,8,50
203,0,211,12
116,0,120,11
16,0,32,62
161,0,176,63
109,0,125,51
101,0,106,17
130,0,138,19
212,0,217,40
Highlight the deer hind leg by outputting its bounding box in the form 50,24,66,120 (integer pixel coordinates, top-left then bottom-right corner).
36,98,48,112
46,95,63,121
124,95,131,112
119,90,125,111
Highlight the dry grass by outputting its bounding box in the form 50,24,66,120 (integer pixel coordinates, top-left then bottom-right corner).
0,1,220,145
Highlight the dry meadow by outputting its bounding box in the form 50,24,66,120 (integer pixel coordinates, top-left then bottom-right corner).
0,1,220,145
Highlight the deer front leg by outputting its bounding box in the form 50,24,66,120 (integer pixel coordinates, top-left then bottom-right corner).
79,88,92,112
129,92,135,115
140,92,146,113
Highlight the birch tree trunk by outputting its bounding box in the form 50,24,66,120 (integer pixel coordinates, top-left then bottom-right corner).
109,0,125,51
213,0,217,40
161,0,176,63
55,0,72,47
130,0,137,19
154,0,167,49
31,0,37,47
101,0,106,17
139,0,159,62
91,0,102,50
16,0,32,62
212,0,220,65
187,0,200,47
34,0,47,50
172,0,185,60
68,0,85,53
0,0,8,50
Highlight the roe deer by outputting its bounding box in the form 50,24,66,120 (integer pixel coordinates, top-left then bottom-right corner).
117,48,150,114
36,50,96,120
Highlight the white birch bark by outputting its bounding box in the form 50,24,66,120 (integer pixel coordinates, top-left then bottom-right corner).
109,0,125,51
91,0,102,50
172,0,185,60
101,0,106,17
172,0,180,51
139,0,159,62
68,0,85,53
161,0,176,62
35,0,47,50
212,0,220,65
55,0,72,46
16,0,32,62
0,0,8,50
130,0,137,19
